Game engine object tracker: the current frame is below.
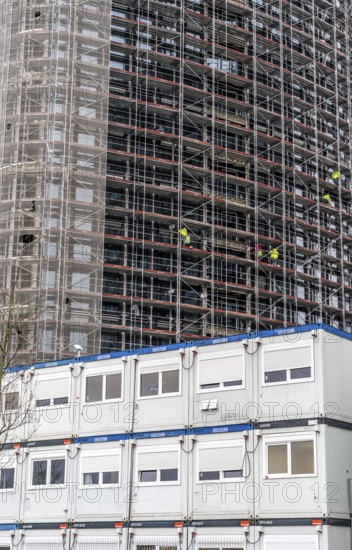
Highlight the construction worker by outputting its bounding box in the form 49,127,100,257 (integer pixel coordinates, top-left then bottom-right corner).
269,247,279,265
255,243,263,260
332,170,340,181
178,227,190,246
322,191,332,206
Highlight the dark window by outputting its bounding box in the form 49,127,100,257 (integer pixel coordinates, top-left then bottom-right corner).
5,392,19,410
86,375,103,402
36,399,51,408
200,383,220,390
223,469,242,478
0,468,15,489
160,468,178,481
50,459,65,484
20,234,34,244
102,471,119,484
290,367,311,379
199,471,220,480
139,470,157,482
32,460,47,485
105,373,122,399
53,396,69,405
223,380,242,387
265,370,287,383
31,458,65,486
36,397,68,407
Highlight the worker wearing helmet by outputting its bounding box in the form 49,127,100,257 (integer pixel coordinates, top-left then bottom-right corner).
178,227,190,246
255,243,263,260
322,191,332,206
269,247,279,265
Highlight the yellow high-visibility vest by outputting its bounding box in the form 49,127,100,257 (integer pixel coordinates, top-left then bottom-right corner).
332,170,340,180
323,193,331,204
178,228,188,237
270,248,279,260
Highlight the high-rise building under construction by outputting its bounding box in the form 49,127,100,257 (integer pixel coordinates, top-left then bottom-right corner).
0,0,351,360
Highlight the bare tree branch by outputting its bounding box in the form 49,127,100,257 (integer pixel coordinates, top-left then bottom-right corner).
0,262,39,456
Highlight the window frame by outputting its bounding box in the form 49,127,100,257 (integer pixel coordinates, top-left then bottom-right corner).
80,449,121,488
29,452,67,489
138,359,181,400
136,545,178,550
262,341,314,387
84,364,124,404
134,538,179,550
264,432,317,479
196,440,246,484
0,459,16,491
3,391,19,411
1,376,20,413
136,444,180,486
197,349,245,394
34,372,71,410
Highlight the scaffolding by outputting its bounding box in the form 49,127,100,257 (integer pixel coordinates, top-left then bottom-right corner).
1,0,352,358
0,0,111,361
102,0,352,351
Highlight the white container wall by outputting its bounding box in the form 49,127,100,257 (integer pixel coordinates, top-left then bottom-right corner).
1,325,352,548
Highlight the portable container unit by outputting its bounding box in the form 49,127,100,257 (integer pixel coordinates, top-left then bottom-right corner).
3,526,346,550
2,324,352,549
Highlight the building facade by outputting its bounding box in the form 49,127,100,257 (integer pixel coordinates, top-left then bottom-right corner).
0,0,352,361
1,324,352,549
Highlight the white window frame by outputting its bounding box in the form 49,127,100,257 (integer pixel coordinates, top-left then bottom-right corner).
0,458,16,491
34,372,71,409
28,451,67,489
80,449,121,488
84,365,124,404
197,350,245,393
136,444,180,486
196,440,246,484
138,359,181,400
261,341,314,386
263,432,317,479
